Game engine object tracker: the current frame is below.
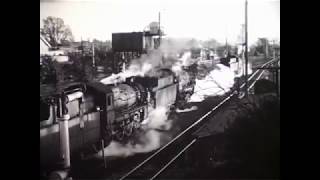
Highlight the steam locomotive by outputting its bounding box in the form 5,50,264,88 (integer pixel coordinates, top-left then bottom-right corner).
40,68,192,178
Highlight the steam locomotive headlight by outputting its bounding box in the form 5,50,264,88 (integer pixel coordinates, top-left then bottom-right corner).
96,106,101,112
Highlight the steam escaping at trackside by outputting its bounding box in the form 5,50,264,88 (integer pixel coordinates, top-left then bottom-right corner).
95,130,163,157
94,106,172,158
189,57,253,103
144,106,172,131
189,64,235,102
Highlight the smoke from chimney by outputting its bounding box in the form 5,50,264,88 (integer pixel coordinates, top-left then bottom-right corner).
100,38,202,85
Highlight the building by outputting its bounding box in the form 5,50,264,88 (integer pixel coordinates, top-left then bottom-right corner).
40,35,64,56
40,33,70,65
40,35,52,56
58,41,82,54
272,44,280,57
111,22,163,73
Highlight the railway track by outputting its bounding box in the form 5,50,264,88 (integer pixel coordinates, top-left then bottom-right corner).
245,57,279,94
118,57,280,180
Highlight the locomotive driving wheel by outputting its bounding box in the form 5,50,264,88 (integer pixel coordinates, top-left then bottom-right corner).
133,113,141,129
115,130,125,141
124,122,133,137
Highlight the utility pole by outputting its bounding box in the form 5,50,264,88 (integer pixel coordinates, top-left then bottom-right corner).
92,41,95,68
225,38,228,57
81,37,83,56
159,12,161,47
272,40,276,59
245,0,249,97
265,39,269,59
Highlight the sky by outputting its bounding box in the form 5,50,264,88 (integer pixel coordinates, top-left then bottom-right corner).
40,0,280,46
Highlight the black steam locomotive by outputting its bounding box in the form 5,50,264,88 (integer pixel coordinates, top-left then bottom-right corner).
40,68,192,178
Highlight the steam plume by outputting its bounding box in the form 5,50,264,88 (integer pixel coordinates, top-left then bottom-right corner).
95,106,172,158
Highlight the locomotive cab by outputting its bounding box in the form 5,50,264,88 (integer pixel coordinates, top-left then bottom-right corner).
86,82,114,144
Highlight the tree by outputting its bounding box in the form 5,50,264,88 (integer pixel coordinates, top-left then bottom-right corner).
40,56,56,84
41,16,74,48
254,38,271,56
92,39,112,52
187,38,201,49
202,38,221,50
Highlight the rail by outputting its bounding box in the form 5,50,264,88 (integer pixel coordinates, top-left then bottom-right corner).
150,139,197,180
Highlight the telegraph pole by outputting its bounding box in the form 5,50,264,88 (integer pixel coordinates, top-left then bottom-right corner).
81,37,83,56
272,40,276,59
226,37,229,57
159,12,161,46
245,0,248,97
92,41,95,68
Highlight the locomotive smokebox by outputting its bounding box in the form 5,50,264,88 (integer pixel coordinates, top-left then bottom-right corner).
111,84,138,109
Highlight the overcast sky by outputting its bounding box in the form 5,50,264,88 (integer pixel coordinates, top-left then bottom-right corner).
40,0,280,45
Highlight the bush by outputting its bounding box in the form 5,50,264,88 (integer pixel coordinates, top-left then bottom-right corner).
190,94,280,178
40,56,56,84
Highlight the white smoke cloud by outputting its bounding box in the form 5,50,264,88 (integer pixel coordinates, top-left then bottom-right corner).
146,106,172,130
94,106,172,158
123,38,202,77
189,57,254,102
100,38,202,85
179,51,192,66
95,130,162,157
126,51,163,76
189,64,235,102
